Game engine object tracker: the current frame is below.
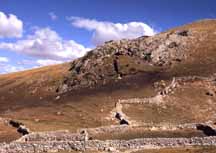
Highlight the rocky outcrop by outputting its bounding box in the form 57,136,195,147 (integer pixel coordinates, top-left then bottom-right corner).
57,25,196,93
56,20,216,94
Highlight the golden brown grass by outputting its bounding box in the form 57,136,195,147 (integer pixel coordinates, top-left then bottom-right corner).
0,62,70,97
0,122,21,143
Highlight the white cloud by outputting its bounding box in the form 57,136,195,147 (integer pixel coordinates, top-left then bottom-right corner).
17,59,35,66
0,57,9,63
36,59,63,66
0,27,90,61
49,12,58,21
0,57,26,74
68,17,156,45
0,11,23,38
0,63,25,74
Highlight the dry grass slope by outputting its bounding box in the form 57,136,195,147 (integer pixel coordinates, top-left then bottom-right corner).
0,19,216,152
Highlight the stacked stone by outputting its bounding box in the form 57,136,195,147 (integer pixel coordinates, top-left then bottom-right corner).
1,136,216,152
17,131,85,142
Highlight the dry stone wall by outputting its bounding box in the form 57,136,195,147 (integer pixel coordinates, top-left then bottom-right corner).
1,136,216,153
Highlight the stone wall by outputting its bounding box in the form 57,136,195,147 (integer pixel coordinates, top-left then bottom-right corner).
17,131,85,142
1,136,216,152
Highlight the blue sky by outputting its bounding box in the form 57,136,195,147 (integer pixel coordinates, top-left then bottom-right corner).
0,0,215,74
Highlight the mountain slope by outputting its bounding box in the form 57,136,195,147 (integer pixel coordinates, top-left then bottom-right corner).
0,19,216,152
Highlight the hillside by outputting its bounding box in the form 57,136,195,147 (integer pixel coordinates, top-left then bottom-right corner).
58,19,216,92
0,19,216,153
